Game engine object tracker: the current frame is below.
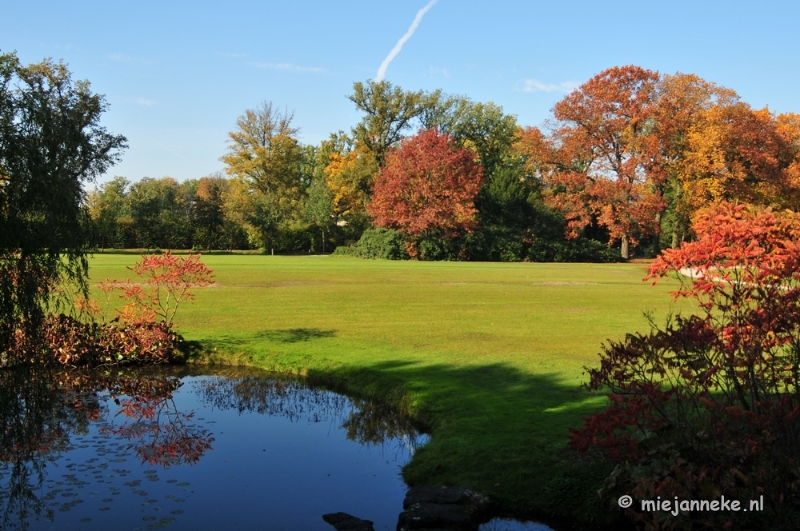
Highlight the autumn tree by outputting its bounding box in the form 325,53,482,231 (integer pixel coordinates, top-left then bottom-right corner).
323,138,378,227
368,129,484,257
335,80,434,235
551,66,665,258
515,66,669,258
676,104,800,216
520,67,800,258
649,73,739,247
222,102,302,195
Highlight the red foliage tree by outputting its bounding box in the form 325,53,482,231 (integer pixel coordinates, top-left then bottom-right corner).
368,129,484,256
570,202,800,530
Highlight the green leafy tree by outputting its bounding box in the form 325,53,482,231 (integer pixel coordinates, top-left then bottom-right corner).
126,177,189,250
221,102,307,251
348,80,428,166
302,142,336,252
193,174,227,251
86,176,130,250
422,97,519,177
0,51,127,354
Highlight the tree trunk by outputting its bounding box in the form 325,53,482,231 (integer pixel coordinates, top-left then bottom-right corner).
620,234,630,260
653,212,662,256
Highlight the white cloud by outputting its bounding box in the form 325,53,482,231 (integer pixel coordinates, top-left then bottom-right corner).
376,0,438,81
429,66,450,77
519,79,578,94
253,62,325,73
132,97,154,107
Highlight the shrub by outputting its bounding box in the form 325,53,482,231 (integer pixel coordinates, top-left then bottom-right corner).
107,252,215,324
570,203,800,530
527,238,622,263
333,227,409,260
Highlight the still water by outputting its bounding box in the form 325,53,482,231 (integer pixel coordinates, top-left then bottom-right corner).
0,365,553,531
0,365,427,530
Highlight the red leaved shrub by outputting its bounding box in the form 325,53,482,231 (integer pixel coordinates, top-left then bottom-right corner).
570,203,800,530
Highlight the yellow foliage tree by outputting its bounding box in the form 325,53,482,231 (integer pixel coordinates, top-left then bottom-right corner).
678,104,800,215
220,102,305,225
323,143,378,223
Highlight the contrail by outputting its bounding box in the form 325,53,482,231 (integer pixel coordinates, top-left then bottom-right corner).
376,0,438,81
153,140,187,161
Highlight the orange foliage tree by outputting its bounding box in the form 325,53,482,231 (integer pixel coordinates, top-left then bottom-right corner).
517,66,665,259
516,67,800,258
648,73,740,247
368,129,484,257
323,142,378,224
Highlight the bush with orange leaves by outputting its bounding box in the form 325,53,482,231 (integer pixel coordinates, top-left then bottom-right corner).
570,203,800,530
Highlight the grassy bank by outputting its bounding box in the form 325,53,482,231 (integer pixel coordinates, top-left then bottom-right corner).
87,254,684,527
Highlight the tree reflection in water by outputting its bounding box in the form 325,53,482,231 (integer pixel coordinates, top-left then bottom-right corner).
195,376,427,456
0,366,212,531
0,366,427,531
99,377,213,467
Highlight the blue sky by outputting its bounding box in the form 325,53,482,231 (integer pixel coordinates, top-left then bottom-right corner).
3,1,799,184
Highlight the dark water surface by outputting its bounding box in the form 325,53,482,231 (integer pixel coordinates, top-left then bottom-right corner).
0,365,427,531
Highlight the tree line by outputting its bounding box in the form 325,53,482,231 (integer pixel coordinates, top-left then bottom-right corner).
85,66,800,260
83,81,612,260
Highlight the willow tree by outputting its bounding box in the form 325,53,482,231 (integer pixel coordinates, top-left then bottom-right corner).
0,51,127,356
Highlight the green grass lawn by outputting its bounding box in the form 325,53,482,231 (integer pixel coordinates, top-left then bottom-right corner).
87,253,685,526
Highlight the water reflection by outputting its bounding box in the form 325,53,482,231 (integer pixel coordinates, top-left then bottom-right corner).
100,379,214,468
0,366,427,530
196,376,426,455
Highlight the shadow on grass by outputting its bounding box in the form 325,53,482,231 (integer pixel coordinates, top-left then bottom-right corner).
253,328,337,343
301,359,626,531
176,339,205,362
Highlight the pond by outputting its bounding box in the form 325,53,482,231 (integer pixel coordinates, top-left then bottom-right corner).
0,365,553,531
